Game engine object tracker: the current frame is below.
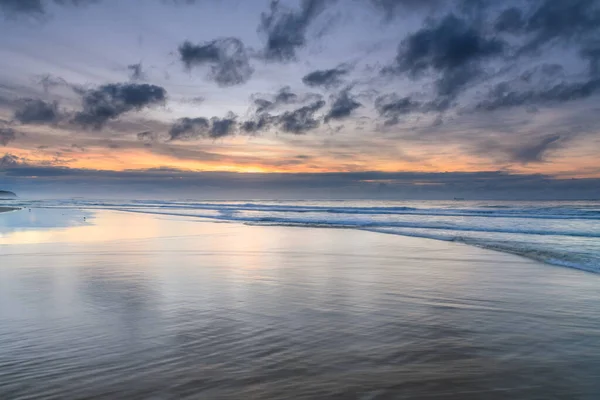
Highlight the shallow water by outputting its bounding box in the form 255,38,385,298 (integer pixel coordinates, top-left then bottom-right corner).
6,198,600,273
1,210,600,399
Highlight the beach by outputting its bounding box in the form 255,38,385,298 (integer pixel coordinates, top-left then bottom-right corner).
1,208,600,399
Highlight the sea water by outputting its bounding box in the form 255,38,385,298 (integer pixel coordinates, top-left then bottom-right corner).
4,199,600,273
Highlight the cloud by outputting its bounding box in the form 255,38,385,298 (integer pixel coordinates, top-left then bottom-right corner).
519,0,600,53
35,74,69,93
0,153,20,168
14,99,62,124
491,1,600,59
251,86,322,113
389,14,505,76
0,0,44,16
169,112,239,140
4,165,600,200
369,0,446,19
476,76,600,111
127,62,146,81
259,0,332,62
169,113,239,141
386,13,505,97
209,113,237,138
240,114,273,134
137,131,159,142
510,134,563,164
254,98,274,114
374,94,422,125
275,99,325,133
302,65,350,88
169,117,210,141
178,38,254,86
183,96,205,105
0,127,16,146
0,0,99,17
434,64,481,99
169,96,330,140
70,143,85,152
325,89,361,121
581,44,600,76
274,86,300,103
74,83,167,128
472,133,567,165
494,7,524,33
243,88,327,134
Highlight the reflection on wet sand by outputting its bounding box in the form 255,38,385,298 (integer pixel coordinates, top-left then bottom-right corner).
1,210,600,399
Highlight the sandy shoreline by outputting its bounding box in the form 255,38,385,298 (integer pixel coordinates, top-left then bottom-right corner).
0,207,18,213
1,209,600,398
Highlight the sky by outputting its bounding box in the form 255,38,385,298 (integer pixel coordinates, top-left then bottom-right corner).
1,0,600,199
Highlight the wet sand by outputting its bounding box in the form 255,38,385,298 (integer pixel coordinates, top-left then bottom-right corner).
0,207,17,213
1,209,600,399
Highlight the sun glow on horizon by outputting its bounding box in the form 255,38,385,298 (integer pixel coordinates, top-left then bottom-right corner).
3,141,600,179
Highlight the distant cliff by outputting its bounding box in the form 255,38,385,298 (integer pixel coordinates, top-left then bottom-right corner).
0,190,17,199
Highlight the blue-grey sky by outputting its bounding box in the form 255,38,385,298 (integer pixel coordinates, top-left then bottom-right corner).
1,0,600,198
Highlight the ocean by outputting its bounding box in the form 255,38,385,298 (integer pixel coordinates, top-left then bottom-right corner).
5,199,600,274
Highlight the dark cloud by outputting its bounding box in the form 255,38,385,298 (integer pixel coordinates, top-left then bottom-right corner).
389,14,505,76
259,0,332,62
74,83,166,128
325,89,361,121
476,77,600,111
581,44,600,76
169,117,210,141
170,113,241,140
494,7,524,33
491,1,600,58
0,0,44,16
510,134,562,164
521,0,600,52
386,13,505,97
371,0,600,122
244,89,327,134
302,65,350,88
127,62,146,81
171,100,331,139
178,38,254,86
434,64,481,99
274,86,299,103
375,94,422,125
4,164,600,200
0,0,99,17
168,112,240,140
70,143,85,152
169,113,239,141
251,86,322,114
14,99,62,124
209,113,237,138
137,131,159,142
275,99,325,133
472,133,567,165
0,127,16,146
254,98,275,114
240,114,273,134
0,153,20,168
